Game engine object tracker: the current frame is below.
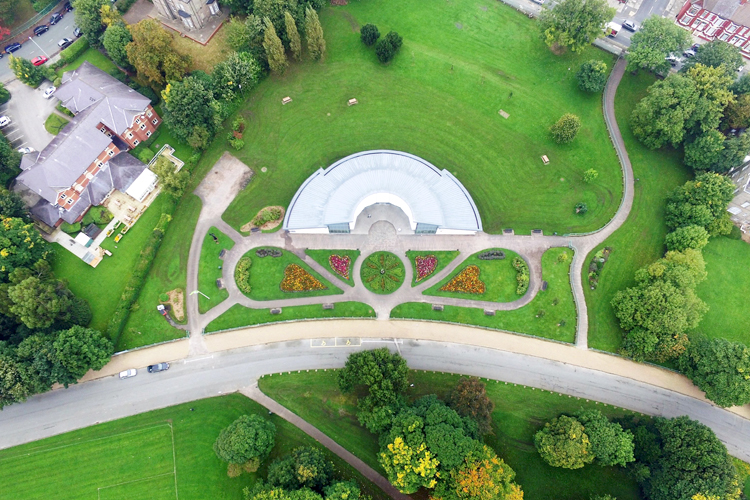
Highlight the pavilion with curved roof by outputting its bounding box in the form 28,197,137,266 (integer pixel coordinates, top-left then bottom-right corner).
283,150,483,234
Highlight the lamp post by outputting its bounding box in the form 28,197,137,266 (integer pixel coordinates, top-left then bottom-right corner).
189,290,210,300
27,36,50,58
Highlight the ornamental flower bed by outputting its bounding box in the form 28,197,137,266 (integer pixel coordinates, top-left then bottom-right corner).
361,252,405,294
512,257,529,295
415,255,438,282
280,264,327,292
328,254,351,280
439,265,486,294
235,257,252,294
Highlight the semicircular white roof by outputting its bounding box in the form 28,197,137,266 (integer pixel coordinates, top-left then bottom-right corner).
283,150,482,232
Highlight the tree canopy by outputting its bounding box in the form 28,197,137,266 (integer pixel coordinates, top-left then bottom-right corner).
72,0,108,46
665,225,710,252
680,337,750,407
576,409,635,467
267,446,334,492
534,414,594,469
550,113,581,143
538,0,614,53
448,376,495,435
682,40,744,75
0,217,51,281
214,414,276,468
360,24,380,46
304,6,326,60
665,172,736,236
211,51,261,101
627,16,691,74
630,74,699,149
375,31,402,63
161,76,220,148
263,17,288,74
577,60,608,93
102,22,133,69
126,19,190,86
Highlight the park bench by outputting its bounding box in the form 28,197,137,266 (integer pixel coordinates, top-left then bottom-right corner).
348,98,358,106
282,96,292,105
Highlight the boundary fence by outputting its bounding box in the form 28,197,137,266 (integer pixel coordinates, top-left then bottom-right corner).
7,0,64,41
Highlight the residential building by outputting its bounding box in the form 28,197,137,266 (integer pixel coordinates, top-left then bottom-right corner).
728,163,750,233
677,0,750,58
15,61,161,230
152,0,221,31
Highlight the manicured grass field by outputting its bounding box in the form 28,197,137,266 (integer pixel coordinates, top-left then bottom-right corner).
305,249,361,287
57,47,118,76
405,250,460,286
424,248,520,302
696,236,750,345
44,113,69,135
260,370,642,500
205,302,376,332
584,72,690,353
220,0,621,236
240,247,342,300
0,394,389,500
391,247,577,342
198,227,235,313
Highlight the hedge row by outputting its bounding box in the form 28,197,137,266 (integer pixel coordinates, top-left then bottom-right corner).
235,257,252,294
512,257,529,296
60,38,90,64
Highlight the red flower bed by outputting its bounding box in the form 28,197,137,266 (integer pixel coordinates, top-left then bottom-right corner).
329,254,351,280
280,264,327,292
415,255,438,282
439,265,486,294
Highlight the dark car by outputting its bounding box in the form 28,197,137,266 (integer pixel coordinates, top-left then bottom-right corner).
64,1,73,11
49,12,63,25
73,26,82,38
4,42,21,54
33,25,49,36
147,362,170,373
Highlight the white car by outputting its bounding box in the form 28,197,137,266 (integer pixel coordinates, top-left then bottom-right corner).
17,147,35,154
43,86,56,99
119,368,137,379
622,20,637,32
0,116,10,128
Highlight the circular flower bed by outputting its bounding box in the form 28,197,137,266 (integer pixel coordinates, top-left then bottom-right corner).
361,251,405,294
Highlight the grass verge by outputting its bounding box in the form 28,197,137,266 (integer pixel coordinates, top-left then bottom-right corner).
205,302,376,332
44,113,68,135
56,47,117,76
198,227,235,313
305,249,361,287
405,250,460,286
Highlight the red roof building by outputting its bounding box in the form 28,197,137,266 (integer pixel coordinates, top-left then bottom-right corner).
678,0,750,57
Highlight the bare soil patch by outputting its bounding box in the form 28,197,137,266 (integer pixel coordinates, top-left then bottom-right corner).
338,10,359,31
241,205,285,233
549,43,567,55
167,288,185,321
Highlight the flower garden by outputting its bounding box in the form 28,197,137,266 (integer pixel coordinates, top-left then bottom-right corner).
406,250,460,287
425,248,519,302
416,255,437,283
439,265,486,294
280,264,327,292
305,249,361,287
361,251,405,295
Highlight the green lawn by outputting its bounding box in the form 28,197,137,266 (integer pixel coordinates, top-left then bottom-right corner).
584,72,690,353
424,248,520,302
57,47,118,76
391,247,577,342
260,370,642,500
221,0,621,236
0,394,389,500
205,302,376,332
240,247,342,300
405,250,460,286
695,236,750,345
44,113,69,135
305,249,361,287
198,227,235,313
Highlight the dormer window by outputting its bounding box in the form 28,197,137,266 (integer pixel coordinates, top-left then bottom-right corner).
135,118,140,124
108,150,115,157
127,131,133,139
133,139,140,146
140,123,146,130
147,110,153,117
67,198,74,204
60,193,66,200
152,118,158,125
97,161,104,168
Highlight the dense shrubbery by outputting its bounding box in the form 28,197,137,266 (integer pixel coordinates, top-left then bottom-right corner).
375,31,402,63
577,60,608,92
512,257,529,295
550,113,581,143
60,38,90,64
478,250,505,260
360,23,380,46
235,257,252,294
252,207,282,227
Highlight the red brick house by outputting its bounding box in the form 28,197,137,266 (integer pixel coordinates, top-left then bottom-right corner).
678,0,750,58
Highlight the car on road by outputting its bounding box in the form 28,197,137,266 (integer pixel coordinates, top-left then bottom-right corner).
43,85,56,99
49,12,63,25
530,0,544,4
17,147,36,154
0,116,11,128
4,42,21,54
147,362,170,373
64,0,73,11
73,26,82,38
33,25,49,36
622,20,637,31
31,56,48,66
58,37,73,49
119,368,137,379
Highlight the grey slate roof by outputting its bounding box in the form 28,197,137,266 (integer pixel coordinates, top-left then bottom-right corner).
283,150,483,232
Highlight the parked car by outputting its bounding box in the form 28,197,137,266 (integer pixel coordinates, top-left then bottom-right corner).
73,26,82,38
147,362,170,373
5,42,21,54
49,12,63,25
64,1,73,11
622,20,637,31
33,25,49,36
43,85,56,99
31,56,48,66
119,368,137,379
666,54,680,66
691,43,701,51
530,0,544,4
683,49,696,57
0,116,11,128
58,37,73,49
17,147,35,154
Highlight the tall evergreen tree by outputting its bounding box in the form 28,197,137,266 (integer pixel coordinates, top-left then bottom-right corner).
305,5,325,61
263,17,288,74
284,11,301,60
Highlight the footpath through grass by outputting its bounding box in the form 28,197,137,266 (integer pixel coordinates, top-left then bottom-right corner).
205,302,376,332
221,0,621,236
305,249,361,287
0,394,389,500
198,227,235,313
584,72,690,353
391,247,577,342
406,250,460,286
260,370,642,500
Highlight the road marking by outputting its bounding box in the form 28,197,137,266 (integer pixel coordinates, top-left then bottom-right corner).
310,338,362,348
184,355,214,363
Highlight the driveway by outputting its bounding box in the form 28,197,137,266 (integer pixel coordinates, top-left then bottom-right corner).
0,79,56,152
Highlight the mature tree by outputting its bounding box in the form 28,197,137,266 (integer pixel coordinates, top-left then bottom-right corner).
665,172,736,235
722,93,750,129
360,23,380,46
214,414,276,471
0,133,20,185
0,352,33,408
448,376,495,436
550,113,581,144
323,481,360,500
126,19,190,86
627,16,692,74
99,4,121,27
305,5,325,61
225,16,252,51
0,0,19,25
665,225,710,251
713,132,750,173
684,130,725,171
538,0,614,53
577,59,608,92
680,337,750,407
0,217,50,281
534,415,594,469
72,0,108,46
576,409,635,467
0,188,27,219
51,326,113,386
3,275,72,329
254,0,301,41
630,74,699,149
267,446,333,492
375,31,402,63
212,51,261,101
263,17,288,74
0,81,9,104
102,22,133,69
8,56,45,87
731,73,750,95
221,0,253,15
284,11,301,60
686,63,734,134
244,484,323,500
682,40,744,75
411,396,477,471
379,419,439,493
161,76,219,148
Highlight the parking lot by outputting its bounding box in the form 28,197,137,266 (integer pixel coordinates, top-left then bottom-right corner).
0,79,57,152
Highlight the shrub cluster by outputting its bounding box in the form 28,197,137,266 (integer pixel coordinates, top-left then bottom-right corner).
587,247,611,290
478,250,505,260
235,257,252,294
512,257,529,295
60,222,81,234
137,147,156,164
60,38,90,64
251,207,282,227
550,113,581,144
255,248,282,258
375,31,403,63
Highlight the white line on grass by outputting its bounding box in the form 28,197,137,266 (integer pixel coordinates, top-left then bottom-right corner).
96,472,175,500
170,422,178,500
